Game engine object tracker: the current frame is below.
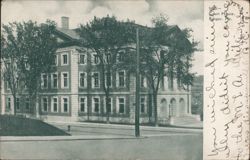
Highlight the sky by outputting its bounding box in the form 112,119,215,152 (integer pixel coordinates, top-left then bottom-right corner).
1,0,204,75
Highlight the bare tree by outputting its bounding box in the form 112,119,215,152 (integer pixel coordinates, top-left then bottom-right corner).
1,20,58,117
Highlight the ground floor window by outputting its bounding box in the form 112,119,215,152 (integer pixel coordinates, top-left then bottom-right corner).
25,98,30,110
92,97,100,113
79,97,87,112
16,98,20,111
6,97,11,111
105,97,112,113
51,97,58,112
62,97,69,113
118,97,125,114
140,97,146,114
42,97,48,112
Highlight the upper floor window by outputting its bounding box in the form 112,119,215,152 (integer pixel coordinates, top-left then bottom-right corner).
42,97,48,112
105,72,112,88
79,54,86,65
51,73,58,88
140,76,147,88
79,72,86,88
24,59,30,70
62,53,68,65
51,97,58,112
118,97,125,114
52,55,58,66
62,97,69,113
41,74,48,89
6,81,10,90
61,72,69,88
92,72,100,88
92,97,100,113
79,97,87,112
117,71,125,87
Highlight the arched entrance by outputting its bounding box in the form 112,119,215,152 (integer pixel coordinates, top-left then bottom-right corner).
160,98,167,117
179,98,186,116
170,98,177,116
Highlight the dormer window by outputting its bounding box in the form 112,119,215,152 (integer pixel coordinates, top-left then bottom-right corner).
117,51,124,62
93,54,100,65
106,53,111,64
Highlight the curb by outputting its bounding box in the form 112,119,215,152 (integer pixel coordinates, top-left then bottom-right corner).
0,135,145,142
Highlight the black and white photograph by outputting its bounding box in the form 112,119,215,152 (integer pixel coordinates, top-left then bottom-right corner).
0,0,248,160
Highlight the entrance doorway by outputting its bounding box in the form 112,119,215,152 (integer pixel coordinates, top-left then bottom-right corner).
170,98,177,116
179,98,186,116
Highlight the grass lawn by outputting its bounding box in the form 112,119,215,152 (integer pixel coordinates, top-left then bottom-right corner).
0,115,70,136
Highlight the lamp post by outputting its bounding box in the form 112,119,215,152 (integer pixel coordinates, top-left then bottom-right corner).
135,28,140,137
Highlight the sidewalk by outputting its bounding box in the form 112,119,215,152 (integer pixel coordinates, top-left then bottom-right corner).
47,121,203,133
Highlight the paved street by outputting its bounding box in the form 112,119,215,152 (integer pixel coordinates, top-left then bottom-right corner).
1,122,203,160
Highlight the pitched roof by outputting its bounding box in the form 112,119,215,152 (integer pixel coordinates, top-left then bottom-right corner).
56,27,80,40
55,23,192,50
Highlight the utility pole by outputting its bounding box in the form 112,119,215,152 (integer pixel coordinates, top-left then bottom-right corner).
135,28,140,137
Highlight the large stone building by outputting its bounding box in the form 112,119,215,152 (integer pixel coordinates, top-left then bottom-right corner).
1,17,198,125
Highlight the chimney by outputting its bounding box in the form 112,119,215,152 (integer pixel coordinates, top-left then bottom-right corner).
61,16,69,29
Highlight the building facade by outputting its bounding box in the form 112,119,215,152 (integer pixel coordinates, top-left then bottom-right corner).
1,17,197,125
191,75,203,121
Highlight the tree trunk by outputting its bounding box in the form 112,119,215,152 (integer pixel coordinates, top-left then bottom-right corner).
105,94,110,123
13,96,17,116
153,92,158,126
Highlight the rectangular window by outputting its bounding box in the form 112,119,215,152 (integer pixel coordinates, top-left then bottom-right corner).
62,97,69,113
41,74,48,89
51,73,58,88
16,98,20,111
118,71,125,87
105,72,112,87
25,98,30,110
79,72,86,88
51,97,58,112
140,97,146,114
93,97,100,113
62,72,69,88
6,97,11,110
105,97,112,113
79,97,86,112
62,54,68,65
93,54,99,64
118,98,125,114
92,72,100,88
79,54,86,65
42,97,48,112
